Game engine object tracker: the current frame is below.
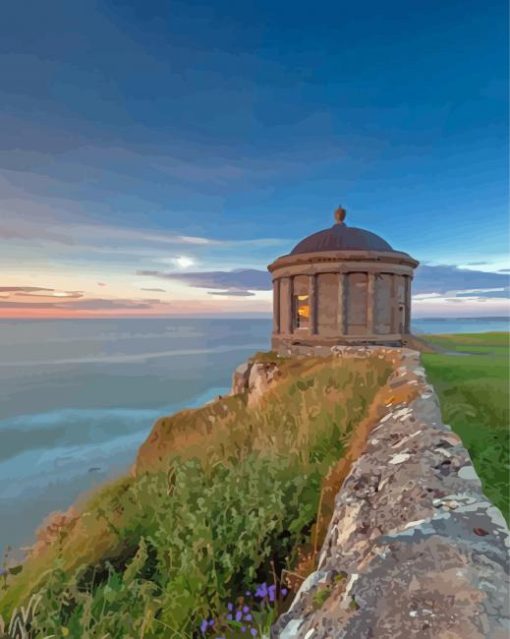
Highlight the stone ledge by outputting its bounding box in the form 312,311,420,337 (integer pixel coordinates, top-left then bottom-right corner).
273,348,510,639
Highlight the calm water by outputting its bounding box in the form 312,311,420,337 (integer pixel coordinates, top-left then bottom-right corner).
0,316,508,553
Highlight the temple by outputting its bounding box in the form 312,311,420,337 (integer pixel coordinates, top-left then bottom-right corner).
267,206,419,353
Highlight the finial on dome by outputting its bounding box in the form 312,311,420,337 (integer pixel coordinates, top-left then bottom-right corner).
334,205,346,224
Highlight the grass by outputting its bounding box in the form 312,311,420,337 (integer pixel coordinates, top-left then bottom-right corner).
0,353,393,638
421,332,509,522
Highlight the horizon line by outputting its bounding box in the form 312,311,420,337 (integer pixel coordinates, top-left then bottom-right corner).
0,315,508,322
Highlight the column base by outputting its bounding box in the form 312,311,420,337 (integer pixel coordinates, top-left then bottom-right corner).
271,332,406,355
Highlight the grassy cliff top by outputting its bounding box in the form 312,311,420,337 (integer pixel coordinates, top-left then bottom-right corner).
1,351,396,637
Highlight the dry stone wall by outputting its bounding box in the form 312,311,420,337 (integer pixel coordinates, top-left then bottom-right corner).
273,347,510,639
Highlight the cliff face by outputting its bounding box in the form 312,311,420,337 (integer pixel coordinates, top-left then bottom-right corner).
273,348,510,639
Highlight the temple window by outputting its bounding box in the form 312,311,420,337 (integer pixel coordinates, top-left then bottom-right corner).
294,294,310,329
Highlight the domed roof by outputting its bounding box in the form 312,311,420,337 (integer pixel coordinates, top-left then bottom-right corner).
290,206,394,255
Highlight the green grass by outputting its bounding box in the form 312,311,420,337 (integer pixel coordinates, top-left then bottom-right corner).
421,332,509,522
0,354,392,639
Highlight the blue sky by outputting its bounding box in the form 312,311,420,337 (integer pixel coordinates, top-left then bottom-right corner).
0,0,508,317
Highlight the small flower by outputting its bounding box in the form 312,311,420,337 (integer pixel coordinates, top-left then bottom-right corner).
235,611,243,622
227,602,234,611
200,619,208,635
208,620,215,627
281,588,288,597
268,584,277,603
242,605,250,614
245,591,252,597
241,626,246,633
244,613,252,622
250,629,257,637
227,614,233,621
255,583,268,598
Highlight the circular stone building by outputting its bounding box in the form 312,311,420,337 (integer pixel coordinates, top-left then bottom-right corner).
267,206,419,353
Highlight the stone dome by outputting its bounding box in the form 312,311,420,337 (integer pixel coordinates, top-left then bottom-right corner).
290,207,394,255
291,223,394,255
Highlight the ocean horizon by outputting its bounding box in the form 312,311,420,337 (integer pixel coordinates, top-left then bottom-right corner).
0,316,508,555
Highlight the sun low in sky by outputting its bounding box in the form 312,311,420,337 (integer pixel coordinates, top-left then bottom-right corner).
0,0,508,319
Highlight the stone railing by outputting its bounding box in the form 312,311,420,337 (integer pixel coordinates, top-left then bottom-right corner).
273,348,510,639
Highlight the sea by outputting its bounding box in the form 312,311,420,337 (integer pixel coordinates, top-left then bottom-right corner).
0,316,508,555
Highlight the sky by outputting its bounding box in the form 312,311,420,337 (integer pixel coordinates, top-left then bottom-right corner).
0,0,508,318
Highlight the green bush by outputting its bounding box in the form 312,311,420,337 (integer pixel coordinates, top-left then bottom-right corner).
29,454,325,638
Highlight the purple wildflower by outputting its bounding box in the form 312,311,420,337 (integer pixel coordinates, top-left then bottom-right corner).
250,629,257,637
208,620,215,627
200,619,208,635
227,602,234,611
244,614,253,622
241,626,246,633
281,588,288,597
235,611,243,622
268,584,277,603
227,614,233,621
255,583,268,599
242,605,250,614
245,591,252,597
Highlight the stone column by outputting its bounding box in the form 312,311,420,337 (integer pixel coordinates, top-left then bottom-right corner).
272,278,280,334
390,274,397,334
404,275,412,333
367,272,375,335
337,272,346,335
286,276,294,335
308,274,317,335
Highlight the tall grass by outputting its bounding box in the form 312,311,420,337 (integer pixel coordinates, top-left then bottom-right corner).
0,355,392,638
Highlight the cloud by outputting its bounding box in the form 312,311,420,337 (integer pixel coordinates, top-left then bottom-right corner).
0,301,58,309
61,299,157,310
14,290,84,299
0,217,219,248
454,288,510,299
0,298,157,311
137,268,272,292
413,265,509,294
0,286,54,293
137,264,510,299
140,287,167,292
208,289,255,297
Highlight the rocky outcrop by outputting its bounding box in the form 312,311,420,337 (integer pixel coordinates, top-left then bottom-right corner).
274,348,510,639
231,359,281,407
231,361,252,395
